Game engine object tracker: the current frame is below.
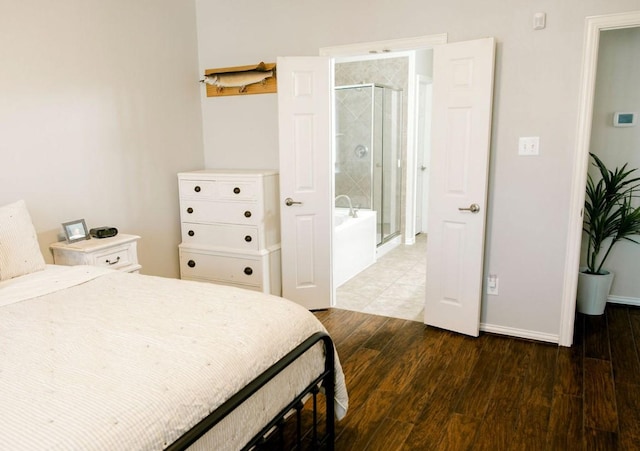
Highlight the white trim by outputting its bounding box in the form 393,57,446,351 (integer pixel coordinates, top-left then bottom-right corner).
608,295,640,307
560,10,640,347
480,323,559,344
333,51,410,64
320,34,448,57
405,53,417,243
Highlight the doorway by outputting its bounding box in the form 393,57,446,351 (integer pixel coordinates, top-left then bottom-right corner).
561,10,640,347
329,47,434,319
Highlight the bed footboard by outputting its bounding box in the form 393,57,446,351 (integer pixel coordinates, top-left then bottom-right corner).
167,332,336,450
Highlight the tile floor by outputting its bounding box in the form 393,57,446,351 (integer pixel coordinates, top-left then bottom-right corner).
335,233,427,322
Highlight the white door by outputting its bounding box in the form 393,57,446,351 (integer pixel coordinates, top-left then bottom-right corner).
277,56,334,310
424,38,495,336
415,75,433,234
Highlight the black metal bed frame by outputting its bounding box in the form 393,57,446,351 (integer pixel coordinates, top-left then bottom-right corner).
166,332,336,450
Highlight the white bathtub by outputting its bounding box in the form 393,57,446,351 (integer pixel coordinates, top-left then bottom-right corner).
334,208,377,287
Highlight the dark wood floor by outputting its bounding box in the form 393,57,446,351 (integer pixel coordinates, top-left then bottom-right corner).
303,304,640,450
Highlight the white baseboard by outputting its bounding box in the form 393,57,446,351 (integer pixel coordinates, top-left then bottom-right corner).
608,295,640,307
480,322,559,344
480,296,639,345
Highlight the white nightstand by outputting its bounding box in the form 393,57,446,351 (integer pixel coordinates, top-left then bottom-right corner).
50,234,141,273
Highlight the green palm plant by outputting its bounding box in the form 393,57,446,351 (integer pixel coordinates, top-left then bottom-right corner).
583,153,640,275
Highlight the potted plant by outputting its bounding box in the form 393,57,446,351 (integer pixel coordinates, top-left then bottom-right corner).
577,153,640,315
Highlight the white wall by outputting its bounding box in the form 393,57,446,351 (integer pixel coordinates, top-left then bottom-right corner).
0,0,204,278
196,0,640,339
588,27,640,300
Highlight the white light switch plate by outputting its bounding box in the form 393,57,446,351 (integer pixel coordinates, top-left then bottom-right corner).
487,275,499,295
519,137,540,156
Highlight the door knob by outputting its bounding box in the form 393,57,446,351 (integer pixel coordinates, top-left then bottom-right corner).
458,203,480,213
285,198,302,206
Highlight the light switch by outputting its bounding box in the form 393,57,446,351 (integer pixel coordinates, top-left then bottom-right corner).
519,136,540,156
533,12,546,30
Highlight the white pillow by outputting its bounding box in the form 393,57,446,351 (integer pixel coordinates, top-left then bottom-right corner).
0,200,46,281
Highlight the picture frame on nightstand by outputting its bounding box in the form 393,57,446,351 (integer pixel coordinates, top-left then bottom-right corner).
62,219,90,243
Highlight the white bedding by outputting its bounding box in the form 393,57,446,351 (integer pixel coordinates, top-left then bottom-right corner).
0,266,348,450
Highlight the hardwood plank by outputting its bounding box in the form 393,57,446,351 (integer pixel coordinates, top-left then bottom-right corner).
499,338,533,378
365,418,414,451
629,307,640,352
546,394,583,451
386,333,449,423
340,347,380,389
584,313,611,360
511,403,551,450
315,308,368,346
584,428,619,450
583,357,618,432
439,333,484,377
334,390,397,450
362,316,411,351
453,336,510,417
339,353,387,412
436,413,480,451
616,382,640,449
341,319,426,412
520,342,557,408
402,368,469,449
376,325,441,394
387,364,447,425
472,373,523,450
554,344,583,396
607,306,640,385
484,373,525,417
332,313,390,360
573,311,585,347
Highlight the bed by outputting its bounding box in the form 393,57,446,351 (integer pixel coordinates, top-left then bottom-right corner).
0,200,348,450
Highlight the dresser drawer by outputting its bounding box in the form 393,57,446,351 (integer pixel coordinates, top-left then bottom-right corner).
180,200,263,225
181,222,259,250
90,244,135,270
179,250,263,287
179,180,217,200
217,180,258,201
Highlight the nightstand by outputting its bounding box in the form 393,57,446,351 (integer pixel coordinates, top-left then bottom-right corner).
50,234,141,273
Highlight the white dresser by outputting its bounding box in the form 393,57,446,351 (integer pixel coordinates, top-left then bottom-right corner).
177,169,281,295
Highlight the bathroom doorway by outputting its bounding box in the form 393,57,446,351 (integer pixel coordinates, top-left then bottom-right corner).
329,48,434,320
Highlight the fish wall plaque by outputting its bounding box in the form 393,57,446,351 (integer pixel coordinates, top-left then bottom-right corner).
201,62,277,97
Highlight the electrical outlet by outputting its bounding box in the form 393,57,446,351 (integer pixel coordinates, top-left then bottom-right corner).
487,274,499,295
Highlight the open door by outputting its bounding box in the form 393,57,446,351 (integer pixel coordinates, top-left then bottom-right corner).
424,38,495,336
277,56,334,310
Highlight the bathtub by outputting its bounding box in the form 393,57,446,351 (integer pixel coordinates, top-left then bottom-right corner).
334,208,377,287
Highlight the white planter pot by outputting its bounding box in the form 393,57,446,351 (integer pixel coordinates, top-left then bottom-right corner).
576,268,614,315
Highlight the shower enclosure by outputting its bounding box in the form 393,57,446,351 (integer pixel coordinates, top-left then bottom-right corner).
334,83,403,246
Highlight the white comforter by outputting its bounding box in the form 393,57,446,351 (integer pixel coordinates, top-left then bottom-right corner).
0,266,348,450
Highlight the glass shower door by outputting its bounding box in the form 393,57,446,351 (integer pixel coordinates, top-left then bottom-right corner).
374,86,403,245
